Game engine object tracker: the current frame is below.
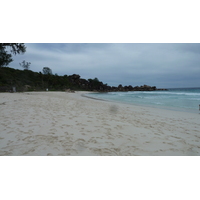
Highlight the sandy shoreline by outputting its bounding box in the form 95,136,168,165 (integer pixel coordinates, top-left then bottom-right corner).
0,91,200,156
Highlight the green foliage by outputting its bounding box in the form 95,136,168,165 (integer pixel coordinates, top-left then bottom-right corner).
93,77,100,82
43,67,52,75
0,43,26,67
88,77,103,90
0,67,74,92
2,43,26,55
0,48,13,67
0,67,158,92
0,67,110,92
19,60,31,70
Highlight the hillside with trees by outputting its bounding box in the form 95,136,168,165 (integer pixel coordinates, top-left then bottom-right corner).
0,67,160,92
0,43,163,92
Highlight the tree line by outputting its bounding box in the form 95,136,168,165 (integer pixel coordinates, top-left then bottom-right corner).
0,43,160,92
0,43,111,91
0,66,110,92
0,67,159,92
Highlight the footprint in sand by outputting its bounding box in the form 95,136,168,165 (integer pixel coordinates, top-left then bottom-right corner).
71,139,87,154
88,138,98,144
91,147,120,156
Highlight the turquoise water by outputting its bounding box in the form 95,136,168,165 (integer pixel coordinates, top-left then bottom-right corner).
85,88,200,113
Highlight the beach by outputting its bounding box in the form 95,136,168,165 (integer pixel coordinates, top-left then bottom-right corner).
0,91,200,156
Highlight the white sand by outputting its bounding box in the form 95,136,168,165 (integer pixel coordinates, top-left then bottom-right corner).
0,91,200,156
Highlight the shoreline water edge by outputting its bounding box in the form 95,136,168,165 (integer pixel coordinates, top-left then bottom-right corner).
0,91,200,156
84,88,200,114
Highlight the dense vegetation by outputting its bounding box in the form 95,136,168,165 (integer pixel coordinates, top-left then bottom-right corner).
0,43,161,92
0,67,109,92
0,67,159,92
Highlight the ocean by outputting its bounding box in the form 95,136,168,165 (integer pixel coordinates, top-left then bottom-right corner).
85,88,200,113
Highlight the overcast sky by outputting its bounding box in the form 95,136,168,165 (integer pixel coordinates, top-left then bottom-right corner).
9,43,200,88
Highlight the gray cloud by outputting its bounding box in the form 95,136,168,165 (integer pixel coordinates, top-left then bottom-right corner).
9,43,200,88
